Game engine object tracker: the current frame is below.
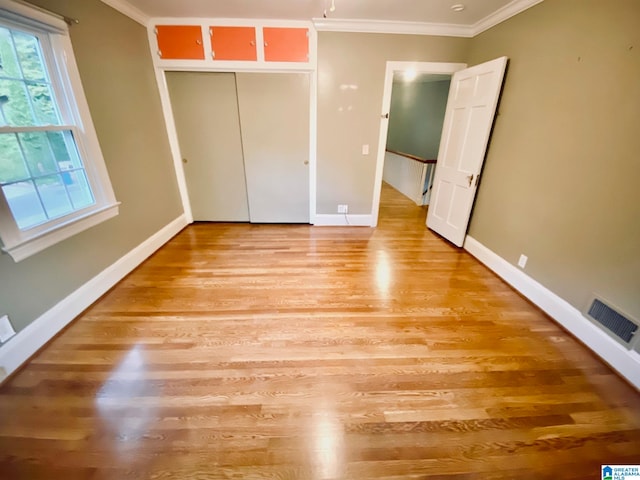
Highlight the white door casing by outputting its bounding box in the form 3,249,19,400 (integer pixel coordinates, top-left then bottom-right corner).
426,56,508,246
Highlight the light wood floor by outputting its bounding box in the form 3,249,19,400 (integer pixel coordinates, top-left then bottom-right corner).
1,183,639,479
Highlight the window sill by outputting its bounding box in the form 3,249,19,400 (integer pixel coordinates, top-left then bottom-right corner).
2,203,120,262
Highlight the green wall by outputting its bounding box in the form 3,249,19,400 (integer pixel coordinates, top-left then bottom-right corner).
386,79,450,160
0,0,182,332
468,0,640,319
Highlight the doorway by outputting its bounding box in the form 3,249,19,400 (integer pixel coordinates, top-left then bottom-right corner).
371,62,467,226
383,72,451,212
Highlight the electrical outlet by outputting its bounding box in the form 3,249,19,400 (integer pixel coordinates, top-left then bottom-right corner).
362,144,369,155
517,254,528,269
0,315,16,343
337,204,348,214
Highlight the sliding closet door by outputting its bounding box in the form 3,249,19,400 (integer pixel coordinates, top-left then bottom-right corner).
235,73,310,223
166,72,249,221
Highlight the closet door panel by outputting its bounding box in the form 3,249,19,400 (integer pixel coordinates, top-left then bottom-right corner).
166,72,249,221
235,73,310,223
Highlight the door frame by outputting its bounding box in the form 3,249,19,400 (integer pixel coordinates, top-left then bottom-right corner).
370,61,467,227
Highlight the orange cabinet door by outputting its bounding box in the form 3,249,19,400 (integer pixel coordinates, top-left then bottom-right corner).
263,27,309,63
210,26,257,61
156,25,204,60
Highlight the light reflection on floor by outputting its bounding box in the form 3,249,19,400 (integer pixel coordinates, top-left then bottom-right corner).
95,345,158,458
376,249,392,297
311,406,345,479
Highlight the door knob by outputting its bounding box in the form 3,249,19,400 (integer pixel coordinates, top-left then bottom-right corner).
467,174,474,187
182,158,188,164
304,160,309,165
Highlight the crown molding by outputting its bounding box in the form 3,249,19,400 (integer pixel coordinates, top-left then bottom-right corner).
313,0,543,38
312,18,474,38
96,0,542,35
471,0,544,36
100,0,149,26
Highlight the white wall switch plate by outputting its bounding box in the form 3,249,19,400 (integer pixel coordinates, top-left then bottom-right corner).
362,144,369,155
337,204,348,214
517,254,528,269
0,315,16,343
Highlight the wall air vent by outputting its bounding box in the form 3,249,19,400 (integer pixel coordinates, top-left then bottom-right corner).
584,296,639,349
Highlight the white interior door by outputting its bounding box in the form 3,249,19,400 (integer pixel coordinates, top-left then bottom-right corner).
235,73,310,223
166,72,249,222
426,57,508,246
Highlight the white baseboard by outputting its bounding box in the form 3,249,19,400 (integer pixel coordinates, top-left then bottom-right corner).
464,235,640,389
313,214,373,226
0,214,188,380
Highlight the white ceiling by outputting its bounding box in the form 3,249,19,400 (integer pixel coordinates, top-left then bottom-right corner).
104,0,543,36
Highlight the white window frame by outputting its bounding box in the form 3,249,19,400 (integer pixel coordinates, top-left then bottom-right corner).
0,0,119,262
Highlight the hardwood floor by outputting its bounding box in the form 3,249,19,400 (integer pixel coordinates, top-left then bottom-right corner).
1,183,639,479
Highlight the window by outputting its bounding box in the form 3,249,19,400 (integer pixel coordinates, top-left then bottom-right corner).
0,2,118,262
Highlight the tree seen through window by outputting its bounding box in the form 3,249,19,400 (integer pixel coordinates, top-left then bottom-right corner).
0,25,94,230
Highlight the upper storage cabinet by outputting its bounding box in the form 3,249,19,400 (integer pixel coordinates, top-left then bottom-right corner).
155,25,205,60
210,26,257,61
263,28,309,63
150,21,315,70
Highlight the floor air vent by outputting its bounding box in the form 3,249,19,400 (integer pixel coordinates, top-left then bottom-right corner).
585,297,638,348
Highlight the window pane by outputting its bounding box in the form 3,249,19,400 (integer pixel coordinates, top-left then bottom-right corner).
0,27,21,79
2,129,96,229
65,169,94,210
58,130,84,169
0,78,36,125
27,82,59,125
18,131,57,176
49,130,83,169
13,30,46,82
35,174,73,219
2,180,47,229
16,130,85,178
0,133,29,183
